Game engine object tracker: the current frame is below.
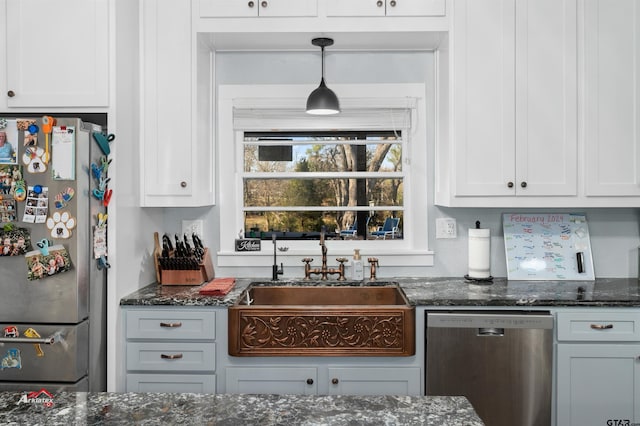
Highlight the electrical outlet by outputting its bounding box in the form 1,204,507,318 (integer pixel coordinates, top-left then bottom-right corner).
435,218,457,239
182,220,204,241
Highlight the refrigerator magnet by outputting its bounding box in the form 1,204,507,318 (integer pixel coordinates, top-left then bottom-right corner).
0,119,19,165
46,211,75,239
22,146,47,173
51,126,75,180
0,348,22,370
25,244,71,280
22,186,48,224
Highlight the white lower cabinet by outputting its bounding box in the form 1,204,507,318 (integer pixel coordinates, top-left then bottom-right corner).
124,308,217,393
326,366,420,396
226,367,318,395
225,365,420,396
556,311,640,426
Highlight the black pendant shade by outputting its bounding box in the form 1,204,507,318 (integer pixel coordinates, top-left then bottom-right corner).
306,38,340,115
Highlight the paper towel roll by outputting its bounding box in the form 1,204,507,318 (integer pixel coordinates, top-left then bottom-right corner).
468,228,491,279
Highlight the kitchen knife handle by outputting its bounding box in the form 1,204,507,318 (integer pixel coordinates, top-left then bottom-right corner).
160,353,183,360
159,322,182,328
590,324,613,330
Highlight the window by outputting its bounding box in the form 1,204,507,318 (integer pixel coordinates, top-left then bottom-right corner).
217,84,432,267
242,130,405,241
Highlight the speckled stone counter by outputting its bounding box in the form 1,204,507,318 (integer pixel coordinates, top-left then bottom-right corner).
0,392,484,425
120,277,640,307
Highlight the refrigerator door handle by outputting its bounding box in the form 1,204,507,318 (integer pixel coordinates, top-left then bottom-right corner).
0,335,56,344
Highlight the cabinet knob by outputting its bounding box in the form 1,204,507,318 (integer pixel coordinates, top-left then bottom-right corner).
7,90,15,98
331,378,339,385
390,0,397,6
180,181,187,188
248,1,255,7
377,0,383,7
306,378,314,385
261,1,267,7
159,322,182,328
507,181,514,188
520,181,527,188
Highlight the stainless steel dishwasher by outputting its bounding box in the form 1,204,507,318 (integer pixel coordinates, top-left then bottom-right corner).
426,310,554,426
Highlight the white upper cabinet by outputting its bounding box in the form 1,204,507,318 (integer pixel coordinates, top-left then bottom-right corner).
140,0,214,207
439,0,577,206
583,0,640,197
199,0,318,17
4,0,109,108
514,0,577,197
326,0,445,17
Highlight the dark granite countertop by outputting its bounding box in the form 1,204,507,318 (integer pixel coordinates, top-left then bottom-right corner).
120,277,640,308
0,392,484,425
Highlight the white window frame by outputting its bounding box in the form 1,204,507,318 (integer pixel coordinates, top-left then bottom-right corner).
217,84,433,268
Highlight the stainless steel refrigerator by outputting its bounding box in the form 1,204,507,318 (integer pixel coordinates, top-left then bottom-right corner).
0,116,107,392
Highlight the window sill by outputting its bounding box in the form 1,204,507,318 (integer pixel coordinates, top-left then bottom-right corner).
216,249,434,268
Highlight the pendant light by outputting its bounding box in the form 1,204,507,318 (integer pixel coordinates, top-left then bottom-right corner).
306,37,340,115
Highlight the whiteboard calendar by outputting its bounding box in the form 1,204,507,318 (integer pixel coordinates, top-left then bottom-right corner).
503,213,595,281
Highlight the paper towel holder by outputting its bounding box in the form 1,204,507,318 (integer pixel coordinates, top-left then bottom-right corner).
464,220,494,284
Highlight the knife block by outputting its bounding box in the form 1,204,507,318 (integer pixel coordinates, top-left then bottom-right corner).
157,248,215,286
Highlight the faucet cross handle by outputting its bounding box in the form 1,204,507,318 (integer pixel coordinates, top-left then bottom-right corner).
367,257,379,281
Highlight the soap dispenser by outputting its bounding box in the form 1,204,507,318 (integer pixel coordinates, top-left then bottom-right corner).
352,249,364,280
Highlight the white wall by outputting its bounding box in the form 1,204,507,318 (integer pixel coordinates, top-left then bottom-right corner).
160,50,640,279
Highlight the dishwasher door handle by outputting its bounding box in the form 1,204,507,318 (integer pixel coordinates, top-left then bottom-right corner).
478,327,504,336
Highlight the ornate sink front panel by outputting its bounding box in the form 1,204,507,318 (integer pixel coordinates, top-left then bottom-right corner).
228,284,415,357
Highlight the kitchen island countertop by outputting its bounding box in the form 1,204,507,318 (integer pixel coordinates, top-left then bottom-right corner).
0,392,484,425
120,277,640,308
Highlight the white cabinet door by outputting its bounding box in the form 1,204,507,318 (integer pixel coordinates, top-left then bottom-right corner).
141,0,192,204
452,0,516,197
557,344,640,426
5,0,109,108
327,367,420,396
514,0,577,197
451,0,577,199
140,0,214,207
584,0,640,197
225,367,318,395
385,0,445,17
327,0,444,17
199,0,317,17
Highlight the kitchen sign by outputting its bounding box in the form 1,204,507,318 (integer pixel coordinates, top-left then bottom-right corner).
235,239,261,252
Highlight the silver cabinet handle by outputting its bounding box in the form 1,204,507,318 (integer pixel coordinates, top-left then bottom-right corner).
161,353,183,360
160,322,182,328
590,324,613,330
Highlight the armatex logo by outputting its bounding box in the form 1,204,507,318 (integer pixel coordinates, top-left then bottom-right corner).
17,388,54,408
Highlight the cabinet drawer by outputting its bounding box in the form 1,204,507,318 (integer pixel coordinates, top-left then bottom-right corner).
126,309,216,340
127,373,216,393
127,342,216,372
557,312,640,342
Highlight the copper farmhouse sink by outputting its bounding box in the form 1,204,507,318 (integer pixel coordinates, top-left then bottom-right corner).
228,283,415,357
